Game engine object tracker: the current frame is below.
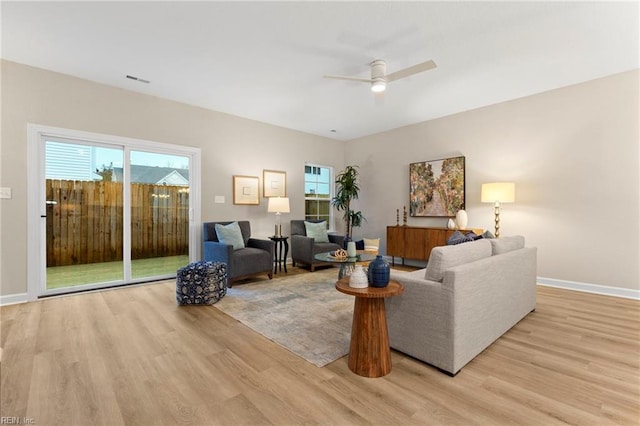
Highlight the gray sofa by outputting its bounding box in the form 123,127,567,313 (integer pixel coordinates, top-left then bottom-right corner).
202,221,274,286
290,220,345,272
386,236,537,375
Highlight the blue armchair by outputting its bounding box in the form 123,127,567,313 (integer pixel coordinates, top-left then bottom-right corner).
203,221,274,287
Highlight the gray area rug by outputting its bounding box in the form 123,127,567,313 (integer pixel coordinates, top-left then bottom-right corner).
215,269,353,367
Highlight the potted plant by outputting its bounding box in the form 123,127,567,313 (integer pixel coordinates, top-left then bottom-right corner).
331,165,365,241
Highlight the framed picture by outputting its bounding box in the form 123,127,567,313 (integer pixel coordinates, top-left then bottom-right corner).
263,169,287,198
233,175,260,205
409,156,465,217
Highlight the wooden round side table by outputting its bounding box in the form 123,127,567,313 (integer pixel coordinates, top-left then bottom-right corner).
335,277,404,378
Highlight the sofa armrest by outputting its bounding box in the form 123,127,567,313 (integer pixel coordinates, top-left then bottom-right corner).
444,247,537,372
291,234,314,260
247,238,275,256
387,270,454,370
203,241,232,264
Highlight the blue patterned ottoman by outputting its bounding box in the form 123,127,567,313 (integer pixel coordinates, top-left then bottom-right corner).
176,261,227,305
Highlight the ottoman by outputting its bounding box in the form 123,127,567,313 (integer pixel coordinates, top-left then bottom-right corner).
176,261,227,305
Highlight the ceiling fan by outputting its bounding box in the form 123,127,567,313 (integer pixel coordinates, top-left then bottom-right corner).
324,59,437,93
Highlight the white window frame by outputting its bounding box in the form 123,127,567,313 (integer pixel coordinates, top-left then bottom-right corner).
304,162,334,230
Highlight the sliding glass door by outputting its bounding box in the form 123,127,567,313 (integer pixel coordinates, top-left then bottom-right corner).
38,130,198,296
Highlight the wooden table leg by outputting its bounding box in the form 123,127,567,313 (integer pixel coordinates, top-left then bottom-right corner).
347,297,392,378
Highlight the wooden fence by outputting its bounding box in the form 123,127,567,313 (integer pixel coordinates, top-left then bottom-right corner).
46,180,189,266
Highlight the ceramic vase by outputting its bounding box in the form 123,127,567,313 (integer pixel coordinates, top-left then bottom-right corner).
349,265,369,288
447,218,456,230
456,210,468,230
368,255,390,287
347,241,357,258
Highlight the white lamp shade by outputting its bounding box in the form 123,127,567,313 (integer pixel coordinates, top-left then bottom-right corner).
267,197,290,213
371,80,386,93
481,182,515,203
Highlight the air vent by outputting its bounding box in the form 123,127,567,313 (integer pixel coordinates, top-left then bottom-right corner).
126,75,150,84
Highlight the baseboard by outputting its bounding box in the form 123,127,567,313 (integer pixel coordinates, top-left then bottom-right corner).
0,292,29,306
537,277,640,300
3,274,635,304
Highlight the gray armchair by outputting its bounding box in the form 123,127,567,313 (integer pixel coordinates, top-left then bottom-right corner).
203,221,274,287
290,220,345,272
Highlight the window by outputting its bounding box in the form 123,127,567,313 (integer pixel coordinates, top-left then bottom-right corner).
304,163,333,227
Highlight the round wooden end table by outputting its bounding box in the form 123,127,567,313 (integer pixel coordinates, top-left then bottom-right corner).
335,277,404,378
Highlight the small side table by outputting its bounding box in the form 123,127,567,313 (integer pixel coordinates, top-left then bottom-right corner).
269,236,289,274
335,278,404,378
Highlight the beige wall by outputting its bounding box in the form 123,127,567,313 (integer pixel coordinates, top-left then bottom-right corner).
1,60,638,298
0,60,345,297
346,70,640,291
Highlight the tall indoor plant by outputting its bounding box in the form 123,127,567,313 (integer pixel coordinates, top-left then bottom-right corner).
331,165,365,241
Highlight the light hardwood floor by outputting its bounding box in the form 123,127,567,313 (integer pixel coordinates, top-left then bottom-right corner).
1,265,639,425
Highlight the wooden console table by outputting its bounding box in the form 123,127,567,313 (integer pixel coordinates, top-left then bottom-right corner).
387,226,483,265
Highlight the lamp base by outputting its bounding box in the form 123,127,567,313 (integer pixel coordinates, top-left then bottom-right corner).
274,224,282,237
494,202,501,238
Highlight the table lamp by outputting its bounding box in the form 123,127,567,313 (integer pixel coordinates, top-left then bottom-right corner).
481,182,515,238
267,197,290,237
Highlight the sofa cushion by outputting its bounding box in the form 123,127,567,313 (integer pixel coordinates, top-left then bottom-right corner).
304,220,329,243
215,222,245,250
425,239,492,282
490,235,525,255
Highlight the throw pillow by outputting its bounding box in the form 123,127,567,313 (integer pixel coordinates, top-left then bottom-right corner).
304,221,329,243
215,222,245,250
466,232,484,241
447,231,479,245
447,231,468,245
490,235,525,255
425,239,492,282
482,230,496,239
363,237,380,253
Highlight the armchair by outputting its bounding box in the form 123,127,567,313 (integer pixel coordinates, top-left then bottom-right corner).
203,221,274,287
290,220,345,272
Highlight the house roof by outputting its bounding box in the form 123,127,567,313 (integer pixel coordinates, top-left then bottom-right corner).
113,166,189,186
2,2,637,140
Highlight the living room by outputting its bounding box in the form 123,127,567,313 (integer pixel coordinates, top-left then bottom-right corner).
1,2,638,425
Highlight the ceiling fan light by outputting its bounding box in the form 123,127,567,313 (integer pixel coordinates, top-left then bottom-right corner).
371,80,386,93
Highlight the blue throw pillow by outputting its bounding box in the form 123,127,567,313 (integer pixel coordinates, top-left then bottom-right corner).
304,221,329,243
466,232,484,241
447,231,478,245
215,222,245,250
447,231,468,245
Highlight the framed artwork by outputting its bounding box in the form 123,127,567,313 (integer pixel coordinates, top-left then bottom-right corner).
233,175,260,205
263,169,287,198
409,156,465,217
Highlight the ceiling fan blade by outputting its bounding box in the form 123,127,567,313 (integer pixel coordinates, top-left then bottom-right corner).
386,59,437,82
324,74,372,83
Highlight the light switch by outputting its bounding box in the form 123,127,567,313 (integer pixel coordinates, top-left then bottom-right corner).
0,187,11,199
214,195,225,204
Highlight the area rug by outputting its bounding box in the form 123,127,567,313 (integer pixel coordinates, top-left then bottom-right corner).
214,269,353,367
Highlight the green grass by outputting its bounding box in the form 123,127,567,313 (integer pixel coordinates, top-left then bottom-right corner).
46,255,189,290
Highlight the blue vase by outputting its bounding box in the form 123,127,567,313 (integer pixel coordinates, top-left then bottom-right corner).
368,255,390,287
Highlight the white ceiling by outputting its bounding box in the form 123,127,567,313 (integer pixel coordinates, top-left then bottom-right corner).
2,1,638,141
